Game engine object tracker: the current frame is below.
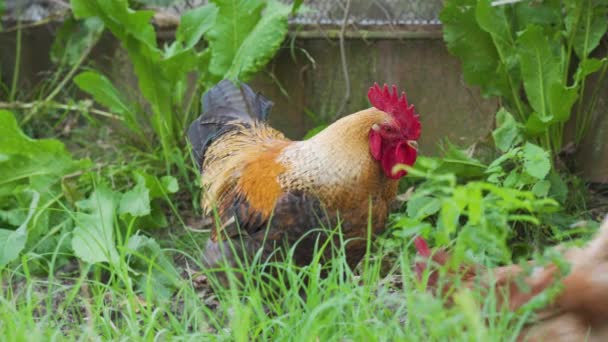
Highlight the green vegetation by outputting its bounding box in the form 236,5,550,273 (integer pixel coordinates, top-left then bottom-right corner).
441,0,608,158
0,0,605,340
71,0,295,171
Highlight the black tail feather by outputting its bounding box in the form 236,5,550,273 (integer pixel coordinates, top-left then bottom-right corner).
187,80,274,170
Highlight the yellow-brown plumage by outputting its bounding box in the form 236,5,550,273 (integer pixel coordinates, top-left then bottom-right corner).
201,109,397,244
200,121,289,241
188,80,420,278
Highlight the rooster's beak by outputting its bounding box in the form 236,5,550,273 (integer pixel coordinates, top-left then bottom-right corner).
407,140,418,150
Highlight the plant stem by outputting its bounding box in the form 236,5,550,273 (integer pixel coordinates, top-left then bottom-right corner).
0,101,123,120
574,0,591,139
508,78,526,123
9,19,22,102
43,43,94,104
563,0,583,86
333,0,352,119
542,132,553,164
487,9,526,122
17,42,95,126
577,58,608,143
1,12,67,33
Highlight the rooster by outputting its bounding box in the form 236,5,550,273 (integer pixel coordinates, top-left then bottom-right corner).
188,80,421,280
414,216,608,341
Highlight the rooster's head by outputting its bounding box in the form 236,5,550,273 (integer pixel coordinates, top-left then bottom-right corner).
367,83,421,179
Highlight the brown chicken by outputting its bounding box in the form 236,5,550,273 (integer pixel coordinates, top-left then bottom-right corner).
414,215,608,341
188,80,421,281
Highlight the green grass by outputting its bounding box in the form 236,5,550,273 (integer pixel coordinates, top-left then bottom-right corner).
0,218,536,341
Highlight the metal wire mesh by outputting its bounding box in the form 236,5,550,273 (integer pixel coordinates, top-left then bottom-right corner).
292,0,442,25
165,0,442,26
2,0,443,27
1,0,66,22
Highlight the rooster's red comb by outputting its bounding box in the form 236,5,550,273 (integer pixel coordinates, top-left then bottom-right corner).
367,83,421,140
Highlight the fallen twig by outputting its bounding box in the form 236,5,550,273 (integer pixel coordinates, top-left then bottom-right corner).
0,100,123,120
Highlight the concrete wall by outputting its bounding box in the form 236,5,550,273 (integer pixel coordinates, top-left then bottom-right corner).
251,37,498,156
576,42,608,183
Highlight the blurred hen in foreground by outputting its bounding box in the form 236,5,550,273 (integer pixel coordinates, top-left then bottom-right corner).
188,80,421,282
415,216,608,341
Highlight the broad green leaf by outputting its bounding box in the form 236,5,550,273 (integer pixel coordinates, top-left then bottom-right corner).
0,206,25,227
466,186,483,225
476,0,518,76
74,1,156,48
51,16,104,66
523,112,546,136
410,156,442,174
0,110,89,196
70,0,173,123
116,172,177,230
0,190,39,267
127,235,179,301
0,226,27,267
175,4,218,51
487,147,520,171
71,0,96,18
440,0,509,97
225,0,291,81
136,201,169,229
522,143,551,180
0,111,68,157
126,44,172,119
71,0,291,150
438,200,461,243
161,176,179,194
574,57,607,84
435,142,487,179
0,110,88,253
565,0,608,58
391,216,433,239
532,180,551,197
517,25,563,123
159,49,199,85
207,0,266,79
547,82,577,123
492,108,522,152
503,172,521,188
291,0,304,15
407,196,441,220
512,0,561,30
548,171,568,203
74,71,132,115
134,171,178,199
119,175,151,217
71,185,119,265
196,49,213,81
